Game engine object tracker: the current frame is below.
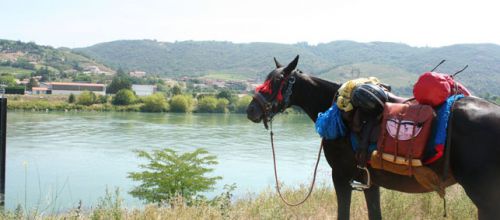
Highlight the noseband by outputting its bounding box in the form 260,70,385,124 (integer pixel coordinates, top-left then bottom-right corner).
253,71,297,129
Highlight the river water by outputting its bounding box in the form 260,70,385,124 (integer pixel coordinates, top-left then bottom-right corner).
6,111,333,211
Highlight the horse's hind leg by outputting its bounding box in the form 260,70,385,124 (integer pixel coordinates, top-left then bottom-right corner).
364,186,382,220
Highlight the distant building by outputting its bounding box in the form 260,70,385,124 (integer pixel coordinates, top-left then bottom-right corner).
129,71,146,78
83,66,102,74
31,87,50,95
48,82,106,95
132,84,156,96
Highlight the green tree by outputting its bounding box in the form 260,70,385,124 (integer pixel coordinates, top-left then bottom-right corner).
216,90,236,103
112,89,137,105
36,66,51,82
97,95,109,104
215,98,229,113
141,93,168,112
197,96,218,113
73,73,92,82
116,67,126,76
26,77,39,91
106,75,132,94
128,148,221,205
235,95,252,113
77,91,97,106
169,95,193,113
171,85,182,96
0,73,17,87
68,93,76,103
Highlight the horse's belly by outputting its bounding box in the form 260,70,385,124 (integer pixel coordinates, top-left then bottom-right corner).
371,169,456,193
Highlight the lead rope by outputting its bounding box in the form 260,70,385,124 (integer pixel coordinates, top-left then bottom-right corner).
269,122,323,206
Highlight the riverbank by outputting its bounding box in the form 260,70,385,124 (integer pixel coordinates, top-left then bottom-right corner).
4,94,306,114
1,185,476,219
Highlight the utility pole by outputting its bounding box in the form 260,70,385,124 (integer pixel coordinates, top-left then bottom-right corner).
0,85,7,208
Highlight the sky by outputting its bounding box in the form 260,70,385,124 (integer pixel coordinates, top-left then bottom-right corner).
0,0,499,48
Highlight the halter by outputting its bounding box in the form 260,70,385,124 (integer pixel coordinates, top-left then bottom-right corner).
253,70,297,129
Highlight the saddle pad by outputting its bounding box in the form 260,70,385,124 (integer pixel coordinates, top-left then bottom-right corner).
377,103,435,159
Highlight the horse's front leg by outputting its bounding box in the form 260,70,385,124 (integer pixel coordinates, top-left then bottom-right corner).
363,185,382,220
332,172,353,220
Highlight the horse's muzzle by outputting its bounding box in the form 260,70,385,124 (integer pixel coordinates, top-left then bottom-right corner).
246,102,263,123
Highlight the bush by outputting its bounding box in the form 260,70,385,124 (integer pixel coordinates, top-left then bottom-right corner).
215,98,229,113
97,95,109,104
170,95,192,113
141,93,168,112
5,86,25,95
112,89,137,105
128,148,221,205
197,96,218,113
77,91,97,106
235,95,252,113
68,94,75,103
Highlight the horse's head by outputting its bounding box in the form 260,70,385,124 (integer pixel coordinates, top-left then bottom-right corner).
246,55,299,128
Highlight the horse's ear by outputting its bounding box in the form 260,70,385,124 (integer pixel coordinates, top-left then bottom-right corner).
284,55,299,75
274,57,283,68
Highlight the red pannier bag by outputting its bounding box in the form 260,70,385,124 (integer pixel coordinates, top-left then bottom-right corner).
377,103,436,161
413,72,471,106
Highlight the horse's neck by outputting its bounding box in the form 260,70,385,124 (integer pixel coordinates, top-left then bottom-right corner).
292,76,339,122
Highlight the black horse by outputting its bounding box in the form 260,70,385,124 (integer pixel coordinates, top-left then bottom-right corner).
246,55,500,220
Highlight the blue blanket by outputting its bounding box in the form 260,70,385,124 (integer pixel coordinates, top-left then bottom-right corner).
315,103,347,140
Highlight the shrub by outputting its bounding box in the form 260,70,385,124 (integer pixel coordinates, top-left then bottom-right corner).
68,93,75,103
215,98,229,113
97,95,109,104
197,96,218,113
112,89,137,105
77,91,97,106
128,148,221,205
170,95,192,113
235,95,252,113
141,93,168,112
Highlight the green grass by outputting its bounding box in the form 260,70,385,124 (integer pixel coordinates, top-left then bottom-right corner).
1,184,476,219
201,72,249,81
319,62,417,87
0,66,33,75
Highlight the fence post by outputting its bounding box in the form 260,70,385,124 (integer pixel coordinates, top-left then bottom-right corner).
0,97,6,208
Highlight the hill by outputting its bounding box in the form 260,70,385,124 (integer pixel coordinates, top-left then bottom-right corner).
75,40,500,95
0,39,114,81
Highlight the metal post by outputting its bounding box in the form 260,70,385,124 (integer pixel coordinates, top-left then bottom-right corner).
0,87,6,207
0,85,7,210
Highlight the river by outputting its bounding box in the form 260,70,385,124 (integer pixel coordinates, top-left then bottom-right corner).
6,111,332,211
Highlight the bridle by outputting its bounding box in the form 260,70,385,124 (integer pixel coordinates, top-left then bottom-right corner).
253,70,297,130
253,69,323,206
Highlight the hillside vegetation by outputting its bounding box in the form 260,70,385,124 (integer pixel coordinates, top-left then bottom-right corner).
76,40,500,95
0,39,114,81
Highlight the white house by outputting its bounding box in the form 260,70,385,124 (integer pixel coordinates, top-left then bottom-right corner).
132,84,156,96
129,71,146,78
48,82,106,95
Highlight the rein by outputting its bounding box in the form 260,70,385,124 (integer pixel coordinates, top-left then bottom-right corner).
269,122,324,206
255,70,323,206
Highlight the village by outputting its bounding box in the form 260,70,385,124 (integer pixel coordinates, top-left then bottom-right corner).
5,66,260,97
